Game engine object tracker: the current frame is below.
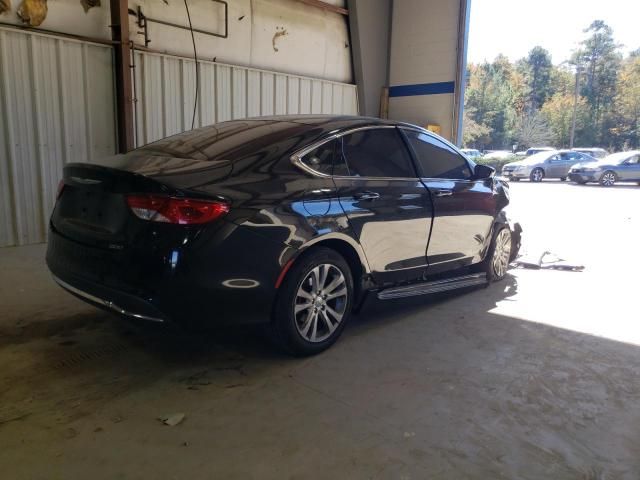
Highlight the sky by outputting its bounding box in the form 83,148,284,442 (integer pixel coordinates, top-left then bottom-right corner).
467,0,640,65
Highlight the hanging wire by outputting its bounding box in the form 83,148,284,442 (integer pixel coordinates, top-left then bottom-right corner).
184,0,199,130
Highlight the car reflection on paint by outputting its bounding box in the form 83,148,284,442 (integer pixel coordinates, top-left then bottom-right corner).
46,115,521,356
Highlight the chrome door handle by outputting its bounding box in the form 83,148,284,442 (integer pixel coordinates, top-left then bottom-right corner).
433,189,453,197
353,191,380,201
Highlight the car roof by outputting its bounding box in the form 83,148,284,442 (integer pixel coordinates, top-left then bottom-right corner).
127,115,438,166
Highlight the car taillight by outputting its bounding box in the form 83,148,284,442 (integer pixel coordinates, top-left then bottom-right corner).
126,195,229,225
56,180,65,200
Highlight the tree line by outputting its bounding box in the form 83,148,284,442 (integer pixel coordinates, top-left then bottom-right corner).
463,20,640,152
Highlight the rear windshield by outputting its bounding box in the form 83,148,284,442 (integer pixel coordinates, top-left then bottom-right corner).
92,119,327,177
130,120,315,162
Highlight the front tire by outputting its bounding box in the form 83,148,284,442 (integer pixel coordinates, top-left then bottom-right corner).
482,226,512,282
270,248,353,356
530,168,544,182
599,171,617,187
560,176,567,182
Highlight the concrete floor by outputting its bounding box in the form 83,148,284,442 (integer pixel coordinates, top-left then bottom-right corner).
1,181,640,479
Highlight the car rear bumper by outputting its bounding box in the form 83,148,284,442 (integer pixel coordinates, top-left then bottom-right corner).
46,223,289,328
52,273,167,323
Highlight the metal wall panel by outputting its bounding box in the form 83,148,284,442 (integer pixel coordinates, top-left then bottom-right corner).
133,51,359,147
0,27,116,247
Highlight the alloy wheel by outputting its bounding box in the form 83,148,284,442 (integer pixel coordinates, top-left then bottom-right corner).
601,172,616,187
294,264,348,343
531,169,543,182
492,229,512,279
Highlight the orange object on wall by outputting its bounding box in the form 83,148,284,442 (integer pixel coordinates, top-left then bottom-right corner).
17,0,47,27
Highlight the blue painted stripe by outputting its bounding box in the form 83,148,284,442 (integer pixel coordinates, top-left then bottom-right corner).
389,81,456,97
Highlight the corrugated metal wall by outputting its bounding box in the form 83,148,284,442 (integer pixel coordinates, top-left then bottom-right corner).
0,27,116,247
0,32,358,248
133,51,359,147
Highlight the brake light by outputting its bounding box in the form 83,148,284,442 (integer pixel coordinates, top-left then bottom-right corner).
126,195,229,225
56,180,65,200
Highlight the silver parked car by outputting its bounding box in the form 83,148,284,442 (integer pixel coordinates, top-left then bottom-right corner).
568,150,640,186
501,150,595,182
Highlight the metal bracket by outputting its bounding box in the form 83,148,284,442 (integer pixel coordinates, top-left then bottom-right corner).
128,1,228,47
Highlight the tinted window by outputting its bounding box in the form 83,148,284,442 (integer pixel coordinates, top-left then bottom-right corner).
560,152,580,161
300,140,335,175
339,128,416,178
404,130,472,179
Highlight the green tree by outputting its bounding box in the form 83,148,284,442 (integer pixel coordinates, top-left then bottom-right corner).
610,55,640,149
519,47,554,110
541,93,589,147
462,109,492,147
573,20,622,144
465,56,518,149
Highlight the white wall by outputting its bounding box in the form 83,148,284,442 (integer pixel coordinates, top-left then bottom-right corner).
0,0,352,83
133,50,358,147
0,27,116,247
388,0,461,141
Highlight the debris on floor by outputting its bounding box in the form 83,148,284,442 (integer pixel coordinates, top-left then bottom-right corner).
159,413,185,427
514,250,585,272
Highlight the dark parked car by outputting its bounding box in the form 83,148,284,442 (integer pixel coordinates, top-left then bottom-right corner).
47,116,521,355
568,150,640,186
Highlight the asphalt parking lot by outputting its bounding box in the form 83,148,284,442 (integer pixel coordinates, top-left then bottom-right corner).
1,180,639,479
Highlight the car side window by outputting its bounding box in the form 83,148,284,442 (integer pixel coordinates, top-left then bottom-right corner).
300,140,335,175
403,130,472,179
338,128,416,178
627,155,640,165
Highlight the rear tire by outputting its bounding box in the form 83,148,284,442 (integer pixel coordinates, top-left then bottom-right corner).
270,248,353,356
530,168,544,182
599,171,617,187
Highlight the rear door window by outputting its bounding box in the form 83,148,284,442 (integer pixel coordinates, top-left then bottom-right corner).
300,140,336,175
338,128,416,178
403,130,472,179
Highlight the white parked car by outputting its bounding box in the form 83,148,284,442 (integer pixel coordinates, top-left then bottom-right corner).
483,150,514,160
460,148,483,161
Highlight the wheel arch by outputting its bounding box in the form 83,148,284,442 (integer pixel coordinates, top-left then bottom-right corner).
277,234,371,302
484,211,522,262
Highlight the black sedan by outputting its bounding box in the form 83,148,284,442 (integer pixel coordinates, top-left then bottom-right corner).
47,116,521,355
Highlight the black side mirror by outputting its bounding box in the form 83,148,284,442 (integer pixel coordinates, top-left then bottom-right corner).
473,164,495,179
